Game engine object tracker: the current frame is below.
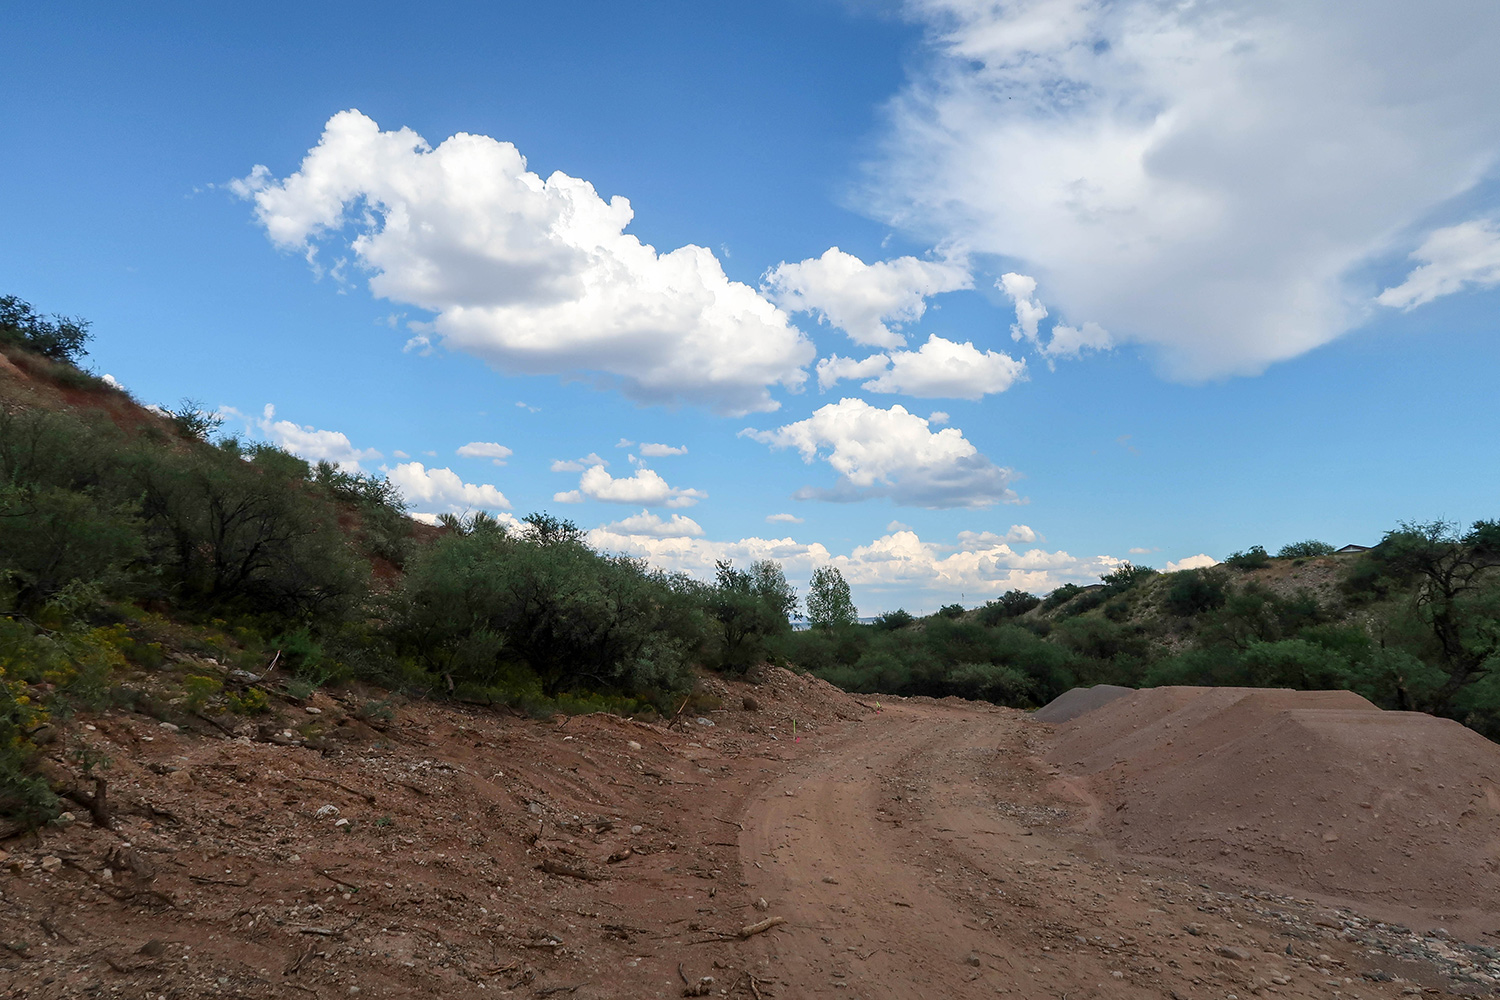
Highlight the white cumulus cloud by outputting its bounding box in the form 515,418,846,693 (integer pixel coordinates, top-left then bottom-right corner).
872,2,1500,379
554,465,706,508
597,510,705,538
742,398,1015,508
588,523,1120,609
764,246,972,348
255,404,381,472
766,513,805,524
997,274,1112,363
868,335,1026,399
386,461,511,513
550,453,607,473
1377,218,1500,310
818,336,1024,399
638,442,688,457
1166,554,1219,572
456,441,513,465
236,110,814,415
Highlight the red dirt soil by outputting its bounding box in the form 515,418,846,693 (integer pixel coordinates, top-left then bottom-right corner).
3,674,1497,998
1047,686,1500,938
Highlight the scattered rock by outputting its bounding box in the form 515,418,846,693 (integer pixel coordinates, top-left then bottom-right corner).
315,804,340,819
627,740,642,750
305,706,323,715
742,696,761,712
39,856,62,873
695,717,715,727
158,722,180,733
1214,945,1252,961
964,952,982,967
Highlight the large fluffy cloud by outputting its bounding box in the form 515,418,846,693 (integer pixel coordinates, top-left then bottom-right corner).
239,404,382,472
554,465,706,508
742,398,1014,507
386,461,511,513
764,247,972,348
597,510,705,538
236,110,814,415
871,1,1500,378
817,334,1025,399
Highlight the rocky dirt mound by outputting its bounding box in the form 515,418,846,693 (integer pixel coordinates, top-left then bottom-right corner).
1032,683,1134,723
1046,686,1500,939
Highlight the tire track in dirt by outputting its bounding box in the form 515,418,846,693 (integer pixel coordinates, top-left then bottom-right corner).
736,700,1421,999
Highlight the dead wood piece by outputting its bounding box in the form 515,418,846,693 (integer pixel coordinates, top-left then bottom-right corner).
666,694,693,731
316,868,359,890
536,986,582,996
189,873,255,887
396,780,431,797
302,775,377,805
296,926,343,938
284,942,316,975
738,916,785,939
60,775,114,829
606,848,633,864
710,817,744,831
539,859,602,882
39,918,74,944
195,711,237,737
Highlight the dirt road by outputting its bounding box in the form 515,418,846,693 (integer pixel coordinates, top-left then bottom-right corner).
738,698,1468,999
2,672,1487,998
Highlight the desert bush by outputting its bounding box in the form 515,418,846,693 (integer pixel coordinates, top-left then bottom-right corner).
1223,545,1272,570
978,590,1041,625
1277,539,1336,558
1164,568,1228,617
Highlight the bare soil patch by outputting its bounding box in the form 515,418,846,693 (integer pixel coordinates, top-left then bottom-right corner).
4,674,1497,998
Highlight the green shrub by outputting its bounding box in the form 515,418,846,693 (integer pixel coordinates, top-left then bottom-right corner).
1277,540,1336,559
226,687,269,715
1224,545,1271,570
1164,568,1227,617
181,673,222,712
0,294,91,365
978,590,1040,625
1041,583,1081,611
873,609,914,630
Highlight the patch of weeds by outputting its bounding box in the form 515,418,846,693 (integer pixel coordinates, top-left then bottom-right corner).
374,815,394,828
226,687,269,715
356,698,395,723
181,673,222,712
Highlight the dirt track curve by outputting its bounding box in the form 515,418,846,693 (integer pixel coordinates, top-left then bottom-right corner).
737,697,1481,999
4,674,1493,998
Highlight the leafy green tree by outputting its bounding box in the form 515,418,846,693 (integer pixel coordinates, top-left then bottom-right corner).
708,559,794,672
1100,561,1157,592
0,295,91,365
978,590,1041,625
1224,545,1272,569
805,566,857,629
1361,520,1500,714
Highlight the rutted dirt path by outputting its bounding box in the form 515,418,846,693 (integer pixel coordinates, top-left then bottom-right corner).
3,673,1492,998
737,698,1476,999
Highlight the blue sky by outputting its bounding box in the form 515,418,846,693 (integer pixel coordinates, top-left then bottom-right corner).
4,1,1499,613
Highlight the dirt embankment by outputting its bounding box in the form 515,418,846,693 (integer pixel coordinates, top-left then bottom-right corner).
1046,686,1500,938
6,674,1500,999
